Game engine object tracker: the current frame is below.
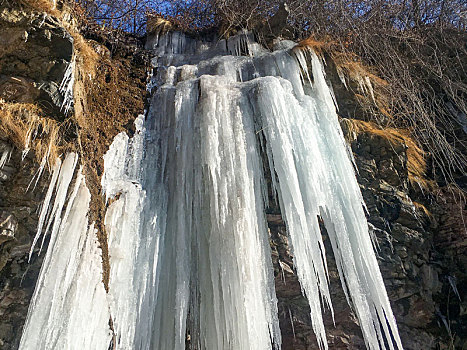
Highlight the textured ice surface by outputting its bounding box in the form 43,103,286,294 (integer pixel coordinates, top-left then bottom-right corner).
134,31,402,350
102,116,152,349
20,163,111,350
59,58,75,115
0,145,11,169
256,49,403,350
22,30,403,350
103,75,280,349
28,153,77,260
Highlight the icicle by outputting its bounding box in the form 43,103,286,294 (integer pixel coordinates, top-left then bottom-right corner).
28,153,78,261
26,141,53,192
21,124,34,161
0,145,11,169
20,168,111,350
448,276,461,301
255,49,403,350
59,58,75,115
186,75,281,350
28,158,61,262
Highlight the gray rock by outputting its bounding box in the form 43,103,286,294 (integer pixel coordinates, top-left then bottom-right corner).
0,7,74,118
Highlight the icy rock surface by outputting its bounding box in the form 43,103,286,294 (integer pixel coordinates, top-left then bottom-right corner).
20,155,111,350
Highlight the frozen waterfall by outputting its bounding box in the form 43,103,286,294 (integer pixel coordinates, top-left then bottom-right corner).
20,30,403,350
20,154,111,350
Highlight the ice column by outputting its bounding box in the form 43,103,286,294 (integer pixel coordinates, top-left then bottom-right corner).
20,156,111,350
255,50,403,350
102,73,281,349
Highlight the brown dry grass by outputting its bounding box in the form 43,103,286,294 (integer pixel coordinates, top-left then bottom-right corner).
413,201,433,220
298,36,380,81
342,118,432,190
9,0,114,289
72,34,99,78
297,36,335,56
18,0,61,16
147,14,173,36
298,36,392,120
0,101,68,167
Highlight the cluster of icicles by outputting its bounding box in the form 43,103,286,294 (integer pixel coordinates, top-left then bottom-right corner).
19,31,403,350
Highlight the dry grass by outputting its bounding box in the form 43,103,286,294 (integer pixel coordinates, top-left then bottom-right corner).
18,0,61,17
298,36,385,83
297,36,334,56
333,54,391,121
298,36,393,122
342,118,432,190
147,14,173,36
0,101,67,167
413,201,433,220
72,32,99,78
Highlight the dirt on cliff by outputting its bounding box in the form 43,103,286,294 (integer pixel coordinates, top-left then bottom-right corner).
1,0,149,292
73,34,149,289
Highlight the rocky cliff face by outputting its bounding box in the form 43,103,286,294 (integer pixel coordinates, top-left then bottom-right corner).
0,3,465,350
0,7,74,117
0,5,75,349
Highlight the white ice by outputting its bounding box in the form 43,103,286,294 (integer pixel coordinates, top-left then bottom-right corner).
20,166,111,350
28,153,78,260
136,31,402,350
59,58,75,115
102,72,280,349
0,144,11,169
21,29,404,350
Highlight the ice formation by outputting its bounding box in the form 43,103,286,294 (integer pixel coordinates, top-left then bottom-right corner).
21,30,404,350
59,58,75,115
0,145,11,169
101,31,402,350
28,153,78,260
20,157,111,350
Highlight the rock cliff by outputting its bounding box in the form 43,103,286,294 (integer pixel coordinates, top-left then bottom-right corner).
0,2,465,349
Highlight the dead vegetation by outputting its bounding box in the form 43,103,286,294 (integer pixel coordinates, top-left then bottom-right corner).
0,101,70,168
297,37,335,56
146,14,173,35
341,118,432,190
16,0,62,16
297,37,391,121
2,0,148,289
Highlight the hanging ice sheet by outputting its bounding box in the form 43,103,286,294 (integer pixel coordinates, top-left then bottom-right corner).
102,75,281,349
255,49,403,350
20,154,111,350
21,30,403,350
137,31,402,350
